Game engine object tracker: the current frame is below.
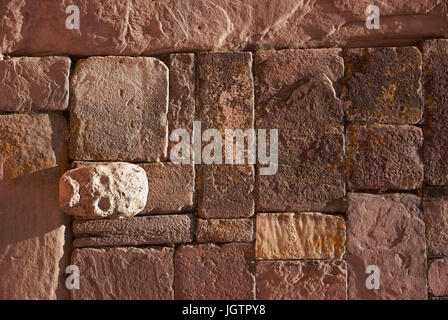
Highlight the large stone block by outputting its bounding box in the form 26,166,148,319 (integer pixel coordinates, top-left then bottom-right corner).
428,258,448,297
196,218,254,243
423,187,448,257
69,56,168,161
347,193,427,300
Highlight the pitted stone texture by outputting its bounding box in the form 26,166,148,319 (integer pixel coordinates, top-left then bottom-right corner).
423,40,448,185
72,214,193,247
423,187,448,256
256,260,347,300
198,165,255,218
256,212,346,260
71,247,174,300
0,56,70,111
428,258,448,297
344,47,423,124
0,114,69,299
70,56,168,162
60,163,148,219
175,243,255,300
196,218,254,243
347,125,423,190
347,193,427,300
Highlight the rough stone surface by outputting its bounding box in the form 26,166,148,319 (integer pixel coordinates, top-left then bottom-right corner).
71,247,174,300
423,187,448,256
256,212,346,260
1,1,447,56
346,125,424,190
256,260,347,300
72,214,193,247
175,243,255,300
196,218,254,243
423,39,448,185
69,56,168,161
344,47,423,124
347,193,427,300
0,56,70,111
60,163,148,219
198,165,255,218
0,114,69,299
428,258,448,297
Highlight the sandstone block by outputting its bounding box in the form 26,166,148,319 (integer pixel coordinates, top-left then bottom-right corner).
256,212,346,260
196,218,254,243
423,187,448,256
428,258,448,297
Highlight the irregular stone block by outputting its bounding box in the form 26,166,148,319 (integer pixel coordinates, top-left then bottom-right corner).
344,47,423,124
423,39,448,185
0,56,70,111
69,56,168,161
72,214,193,247
423,187,448,256
196,218,254,243
256,212,346,260
175,243,255,300
60,163,148,219
256,260,347,300
71,247,174,300
347,193,427,300
428,258,448,297
347,125,423,190
0,114,69,299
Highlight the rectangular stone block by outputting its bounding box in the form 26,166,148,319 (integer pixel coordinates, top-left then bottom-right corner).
71,247,174,300
347,193,427,300
0,114,69,299
196,218,254,243
344,47,423,124
423,187,448,256
0,56,70,111
423,39,448,185
256,260,347,300
69,56,168,161
256,212,346,260
174,243,255,299
428,258,448,297
347,124,423,190
72,214,193,247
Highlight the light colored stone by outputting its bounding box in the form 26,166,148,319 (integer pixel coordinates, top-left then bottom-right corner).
59,162,148,219
71,247,174,300
428,258,448,297
72,214,193,247
69,56,168,161
255,212,346,260
423,187,448,256
196,218,254,243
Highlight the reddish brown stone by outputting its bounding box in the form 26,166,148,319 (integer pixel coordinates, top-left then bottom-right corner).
344,47,423,124
423,39,448,185
347,125,423,190
256,260,347,300
347,193,427,300
423,187,448,257
0,56,70,111
196,218,254,243
428,258,448,297
71,247,174,300
174,243,255,299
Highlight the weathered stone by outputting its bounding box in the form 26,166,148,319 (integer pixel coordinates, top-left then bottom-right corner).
72,214,193,247
0,114,69,299
0,56,70,111
344,47,423,124
2,1,447,56
198,165,255,218
69,56,168,161
423,39,448,185
60,163,148,219
347,193,427,300
196,218,254,243
423,187,448,256
175,243,255,299
256,260,347,300
428,258,448,297
347,125,423,190
71,247,174,300
256,212,346,260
